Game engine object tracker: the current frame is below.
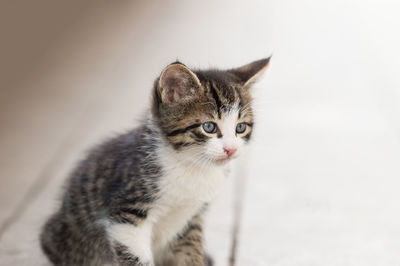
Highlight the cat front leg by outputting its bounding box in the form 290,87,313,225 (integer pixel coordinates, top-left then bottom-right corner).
108,222,153,266
167,212,207,266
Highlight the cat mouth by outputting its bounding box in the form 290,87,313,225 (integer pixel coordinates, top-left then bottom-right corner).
215,157,231,164
215,153,239,164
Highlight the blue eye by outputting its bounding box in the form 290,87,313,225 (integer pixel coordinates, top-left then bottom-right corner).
236,122,247,133
202,122,217,133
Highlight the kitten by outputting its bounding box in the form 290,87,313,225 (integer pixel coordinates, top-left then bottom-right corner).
40,57,270,266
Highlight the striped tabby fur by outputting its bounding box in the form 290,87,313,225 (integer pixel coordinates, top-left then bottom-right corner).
40,57,270,266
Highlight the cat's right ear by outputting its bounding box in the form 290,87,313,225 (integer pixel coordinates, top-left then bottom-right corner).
228,57,271,88
158,62,202,105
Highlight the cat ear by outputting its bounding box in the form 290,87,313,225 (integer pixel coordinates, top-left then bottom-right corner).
158,62,202,105
228,57,271,88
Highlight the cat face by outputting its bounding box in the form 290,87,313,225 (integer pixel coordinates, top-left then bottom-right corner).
152,58,270,166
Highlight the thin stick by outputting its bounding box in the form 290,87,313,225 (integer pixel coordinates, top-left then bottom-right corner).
229,158,248,266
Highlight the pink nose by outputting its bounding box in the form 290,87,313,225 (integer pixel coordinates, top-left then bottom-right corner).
223,147,237,157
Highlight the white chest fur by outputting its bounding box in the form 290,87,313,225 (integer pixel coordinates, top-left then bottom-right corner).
150,146,228,255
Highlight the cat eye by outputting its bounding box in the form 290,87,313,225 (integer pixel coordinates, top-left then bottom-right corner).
236,123,247,134
202,122,217,133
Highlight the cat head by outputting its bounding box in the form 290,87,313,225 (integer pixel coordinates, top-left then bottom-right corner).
152,57,270,166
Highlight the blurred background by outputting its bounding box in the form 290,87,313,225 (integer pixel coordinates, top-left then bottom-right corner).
0,0,399,265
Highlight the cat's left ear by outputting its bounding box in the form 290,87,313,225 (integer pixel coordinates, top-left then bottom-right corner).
228,56,271,88
158,62,202,105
